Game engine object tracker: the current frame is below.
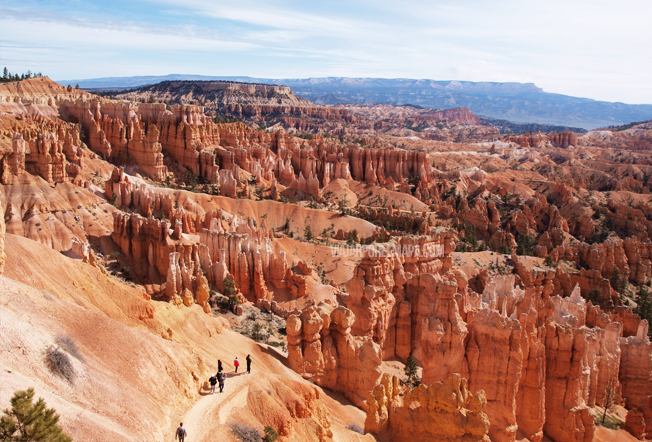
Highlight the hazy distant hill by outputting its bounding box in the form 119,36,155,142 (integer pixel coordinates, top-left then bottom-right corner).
61,75,652,130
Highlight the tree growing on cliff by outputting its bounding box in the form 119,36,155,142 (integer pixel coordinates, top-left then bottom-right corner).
600,382,618,425
0,388,72,441
221,276,240,311
404,354,420,388
634,284,652,338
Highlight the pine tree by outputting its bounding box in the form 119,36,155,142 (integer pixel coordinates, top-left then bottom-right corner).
404,354,420,388
2,67,8,79
0,388,72,441
634,284,652,338
601,382,618,424
222,276,239,311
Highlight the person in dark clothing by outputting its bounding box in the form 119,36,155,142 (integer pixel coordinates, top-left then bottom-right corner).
246,354,252,374
218,373,225,393
175,423,187,441
217,360,223,373
209,375,217,394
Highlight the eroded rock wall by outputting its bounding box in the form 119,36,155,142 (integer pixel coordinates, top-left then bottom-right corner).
365,373,490,442
286,302,382,409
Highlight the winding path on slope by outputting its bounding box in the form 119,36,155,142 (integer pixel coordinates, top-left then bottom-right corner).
177,371,252,441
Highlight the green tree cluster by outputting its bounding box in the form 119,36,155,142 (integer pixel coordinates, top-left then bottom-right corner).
0,388,71,441
1,68,44,83
220,276,240,311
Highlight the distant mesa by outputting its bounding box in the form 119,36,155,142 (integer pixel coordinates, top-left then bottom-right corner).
59,74,652,129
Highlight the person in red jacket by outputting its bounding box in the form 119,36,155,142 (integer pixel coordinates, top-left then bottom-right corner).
234,357,240,373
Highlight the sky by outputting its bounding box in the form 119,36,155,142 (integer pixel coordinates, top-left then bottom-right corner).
1,0,651,104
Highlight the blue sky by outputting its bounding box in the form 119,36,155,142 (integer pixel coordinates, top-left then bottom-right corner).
1,0,651,104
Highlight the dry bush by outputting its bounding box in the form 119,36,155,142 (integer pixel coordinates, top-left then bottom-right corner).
55,335,85,361
346,422,364,434
229,422,262,442
45,347,75,383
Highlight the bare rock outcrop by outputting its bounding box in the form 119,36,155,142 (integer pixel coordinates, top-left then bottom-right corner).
544,322,596,442
345,233,453,360
60,99,169,181
620,321,652,410
286,303,382,409
365,373,490,442
248,378,333,441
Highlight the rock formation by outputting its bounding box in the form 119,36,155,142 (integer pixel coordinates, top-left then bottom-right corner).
4,77,652,442
286,302,382,409
365,373,491,442
620,321,652,410
345,232,454,360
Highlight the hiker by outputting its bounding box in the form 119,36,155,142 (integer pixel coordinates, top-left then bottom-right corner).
218,372,225,393
175,423,187,442
217,360,223,373
246,354,252,374
234,357,240,373
209,374,217,394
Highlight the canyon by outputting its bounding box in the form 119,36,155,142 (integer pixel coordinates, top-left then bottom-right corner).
0,75,651,442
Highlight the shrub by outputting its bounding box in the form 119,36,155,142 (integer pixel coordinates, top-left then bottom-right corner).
0,388,72,441
55,335,84,362
45,347,75,383
263,425,279,442
229,422,262,442
304,225,313,241
346,422,364,434
251,322,270,343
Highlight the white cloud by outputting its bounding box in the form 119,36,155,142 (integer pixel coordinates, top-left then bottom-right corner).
0,17,255,52
2,0,652,103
